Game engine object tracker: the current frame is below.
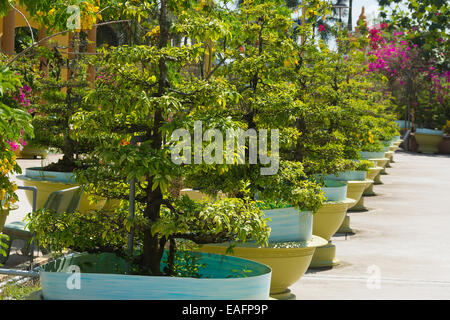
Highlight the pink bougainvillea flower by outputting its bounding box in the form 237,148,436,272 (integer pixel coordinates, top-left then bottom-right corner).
7,141,20,151
19,138,27,147
318,24,326,32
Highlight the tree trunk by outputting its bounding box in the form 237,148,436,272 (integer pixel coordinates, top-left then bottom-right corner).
142,0,170,276
347,0,353,31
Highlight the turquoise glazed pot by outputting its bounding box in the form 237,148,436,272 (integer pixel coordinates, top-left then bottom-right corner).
26,167,76,183
262,208,312,242
416,129,443,135
395,120,411,129
322,180,347,202
40,252,272,300
325,170,367,182
360,151,387,160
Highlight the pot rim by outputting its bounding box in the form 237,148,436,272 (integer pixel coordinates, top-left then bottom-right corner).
40,251,272,279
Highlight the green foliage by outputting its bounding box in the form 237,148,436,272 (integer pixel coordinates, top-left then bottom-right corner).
0,67,33,207
25,0,400,278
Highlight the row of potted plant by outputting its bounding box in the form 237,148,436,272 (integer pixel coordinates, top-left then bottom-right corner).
1,0,404,300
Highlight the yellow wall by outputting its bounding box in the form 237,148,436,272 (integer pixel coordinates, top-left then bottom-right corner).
1,6,69,52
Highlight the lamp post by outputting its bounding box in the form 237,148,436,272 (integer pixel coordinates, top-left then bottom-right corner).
332,3,349,33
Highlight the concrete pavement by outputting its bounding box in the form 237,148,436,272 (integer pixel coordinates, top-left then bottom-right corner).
292,151,450,300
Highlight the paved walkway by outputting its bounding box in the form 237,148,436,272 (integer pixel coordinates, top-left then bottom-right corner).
292,151,450,300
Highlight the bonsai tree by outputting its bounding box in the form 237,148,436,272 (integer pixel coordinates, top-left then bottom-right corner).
181,0,326,211
30,45,94,172
28,0,270,276
0,0,110,172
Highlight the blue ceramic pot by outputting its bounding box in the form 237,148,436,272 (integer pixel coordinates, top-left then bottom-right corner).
262,208,312,242
415,128,443,136
325,170,367,182
360,151,387,160
25,167,76,183
322,180,348,202
40,252,272,300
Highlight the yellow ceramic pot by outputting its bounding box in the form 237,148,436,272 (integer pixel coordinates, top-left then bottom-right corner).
16,176,105,214
179,189,226,201
336,215,353,234
346,180,373,209
374,158,389,169
78,194,107,214
336,180,372,234
384,151,394,166
350,196,368,212
196,236,328,300
366,167,383,181
365,167,383,195
415,133,443,154
349,180,374,212
389,145,398,152
102,199,122,213
310,199,356,268
312,199,356,241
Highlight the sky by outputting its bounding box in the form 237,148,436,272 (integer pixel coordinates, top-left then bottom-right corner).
351,0,383,28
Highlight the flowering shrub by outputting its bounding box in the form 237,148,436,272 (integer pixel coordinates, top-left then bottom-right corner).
366,23,449,129
0,152,20,208
0,67,34,210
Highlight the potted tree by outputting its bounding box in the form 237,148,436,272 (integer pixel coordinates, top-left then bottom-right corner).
27,0,274,300
7,8,105,213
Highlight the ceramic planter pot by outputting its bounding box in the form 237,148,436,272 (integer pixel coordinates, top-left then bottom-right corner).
389,145,399,152
347,180,374,212
309,199,356,268
336,215,353,234
439,136,450,154
179,189,226,201
360,151,386,160
384,151,394,165
414,129,444,154
324,171,370,233
364,167,383,196
17,167,106,213
263,208,312,242
101,198,122,213
325,170,367,182
197,236,327,300
366,167,383,181
322,180,347,202
39,251,272,300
